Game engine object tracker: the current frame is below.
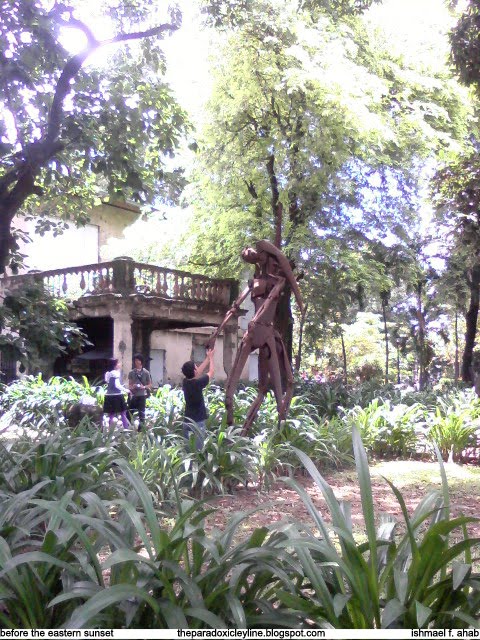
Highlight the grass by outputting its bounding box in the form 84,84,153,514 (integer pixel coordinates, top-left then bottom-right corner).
371,459,480,490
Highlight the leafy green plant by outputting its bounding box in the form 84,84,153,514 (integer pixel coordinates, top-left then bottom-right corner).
0,422,124,502
341,399,423,458
127,429,191,501
281,430,480,629
427,408,478,462
0,375,98,431
297,380,350,417
35,461,303,629
184,422,257,496
0,281,88,374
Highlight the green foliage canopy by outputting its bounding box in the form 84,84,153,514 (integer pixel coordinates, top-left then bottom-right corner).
0,0,190,272
181,0,470,278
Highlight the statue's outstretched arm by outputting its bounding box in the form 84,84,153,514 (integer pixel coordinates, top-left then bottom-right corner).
207,282,252,349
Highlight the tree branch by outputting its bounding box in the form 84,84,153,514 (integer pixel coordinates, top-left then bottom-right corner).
47,21,180,144
245,180,258,199
188,255,235,267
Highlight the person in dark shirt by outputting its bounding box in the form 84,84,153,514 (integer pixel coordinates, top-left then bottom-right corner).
181,348,215,449
127,354,152,432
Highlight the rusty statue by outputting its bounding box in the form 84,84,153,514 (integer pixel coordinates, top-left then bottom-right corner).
207,240,304,435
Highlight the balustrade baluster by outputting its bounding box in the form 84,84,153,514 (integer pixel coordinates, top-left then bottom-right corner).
161,272,167,295
62,273,68,294
222,284,229,304
185,276,190,298
80,272,86,290
173,274,179,297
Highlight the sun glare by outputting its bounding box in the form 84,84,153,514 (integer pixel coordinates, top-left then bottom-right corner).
58,27,88,55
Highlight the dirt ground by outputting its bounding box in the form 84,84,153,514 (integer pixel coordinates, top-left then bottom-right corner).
207,460,480,540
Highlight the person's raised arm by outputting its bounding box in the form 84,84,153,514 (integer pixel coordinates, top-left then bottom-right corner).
195,348,215,379
207,348,215,380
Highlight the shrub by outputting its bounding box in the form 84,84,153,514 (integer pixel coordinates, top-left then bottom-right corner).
282,431,480,629
0,375,98,431
427,408,478,462
340,399,424,458
0,459,304,629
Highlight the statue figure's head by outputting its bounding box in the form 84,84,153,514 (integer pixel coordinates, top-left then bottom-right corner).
241,247,258,264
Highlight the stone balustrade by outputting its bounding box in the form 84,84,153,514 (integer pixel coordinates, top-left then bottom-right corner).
0,257,237,306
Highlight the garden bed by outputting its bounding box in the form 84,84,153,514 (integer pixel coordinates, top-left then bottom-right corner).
208,460,480,539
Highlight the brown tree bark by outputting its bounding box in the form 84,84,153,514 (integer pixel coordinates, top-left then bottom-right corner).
461,264,480,384
266,153,295,362
415,282,427,391
454,309,460,383
381,293,389,384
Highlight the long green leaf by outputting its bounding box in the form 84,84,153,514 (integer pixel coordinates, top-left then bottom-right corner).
66,584,162,628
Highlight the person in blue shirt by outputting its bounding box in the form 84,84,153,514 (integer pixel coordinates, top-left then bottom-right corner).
181,348,215,449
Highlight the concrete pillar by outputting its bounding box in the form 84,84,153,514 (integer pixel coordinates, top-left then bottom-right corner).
112,256,135,294
111,306,133,380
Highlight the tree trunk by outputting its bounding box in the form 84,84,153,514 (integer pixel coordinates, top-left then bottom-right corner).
295,303,308,372
275,283,293,363
381,297,389,384
266,153,295,362
416,283,427,391
340,329,348,385
454,309,460,383
461,265,480,384
0,208,15,274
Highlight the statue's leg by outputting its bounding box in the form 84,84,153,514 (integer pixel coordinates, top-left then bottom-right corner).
225,335,254,425
265,335,285,420
277,336,294,418
242,346,270,436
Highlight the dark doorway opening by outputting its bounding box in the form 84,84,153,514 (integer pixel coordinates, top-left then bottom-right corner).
54,316,113,383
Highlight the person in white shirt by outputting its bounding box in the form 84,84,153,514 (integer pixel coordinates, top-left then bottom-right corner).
103,358,130,429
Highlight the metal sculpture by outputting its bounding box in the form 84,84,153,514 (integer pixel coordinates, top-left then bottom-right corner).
208,240,304,434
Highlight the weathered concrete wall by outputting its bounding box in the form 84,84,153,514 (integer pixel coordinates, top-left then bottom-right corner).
88,202,139,261
9,202,140,273
110,305,133,382
150,327,227,384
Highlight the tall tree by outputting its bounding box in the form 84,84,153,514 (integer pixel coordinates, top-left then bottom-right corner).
176,0,469,358
431,0,480,383
0,0,189,273
432,152,480,382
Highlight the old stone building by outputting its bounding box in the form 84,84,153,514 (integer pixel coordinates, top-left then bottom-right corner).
1,203,244,386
